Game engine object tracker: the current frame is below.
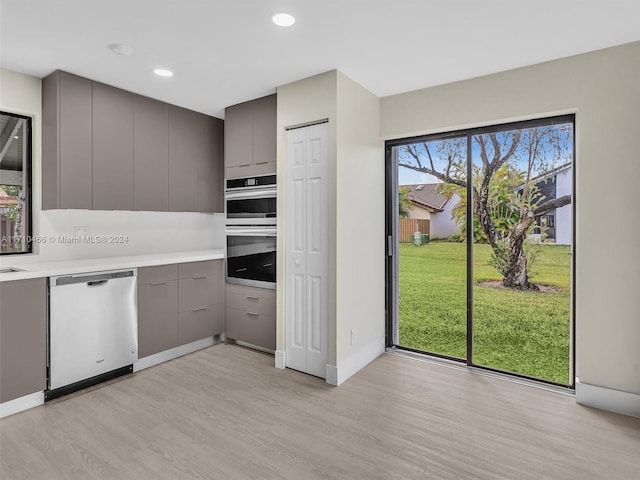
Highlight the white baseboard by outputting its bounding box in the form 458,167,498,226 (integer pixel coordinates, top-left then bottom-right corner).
134,336,220,372
325,337,385,386
325,364,338,386
275,350,286,369
0,391,44,419
576,379,640,418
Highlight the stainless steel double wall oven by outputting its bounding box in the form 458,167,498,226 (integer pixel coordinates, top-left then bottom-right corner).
225,174,276,289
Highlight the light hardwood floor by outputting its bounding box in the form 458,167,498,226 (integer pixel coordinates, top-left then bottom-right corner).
1,345,639,479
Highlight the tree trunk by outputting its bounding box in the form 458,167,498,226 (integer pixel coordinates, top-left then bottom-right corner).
503,249,537,290
502,214,538,290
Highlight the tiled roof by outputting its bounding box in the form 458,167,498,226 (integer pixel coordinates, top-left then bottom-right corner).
402,183,448,212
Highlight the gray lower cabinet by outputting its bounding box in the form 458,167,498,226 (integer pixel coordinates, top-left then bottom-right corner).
93,82,134,210
137,261,223,358
225,283,276,350
0,278,47,403
137,265,179,358
42,71,94,209
134,96,169,211
178,260,223,345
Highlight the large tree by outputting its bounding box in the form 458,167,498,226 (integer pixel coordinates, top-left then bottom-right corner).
399,125,572,290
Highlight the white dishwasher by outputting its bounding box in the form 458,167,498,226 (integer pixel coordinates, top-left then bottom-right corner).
47,269,138,399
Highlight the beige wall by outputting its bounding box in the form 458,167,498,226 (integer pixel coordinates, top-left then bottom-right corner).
335,72,385,365
407,205,431,220
276,71,339,364
381,42,640,397
276,70,385,378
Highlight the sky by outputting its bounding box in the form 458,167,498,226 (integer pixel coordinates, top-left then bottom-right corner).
397,123,573,187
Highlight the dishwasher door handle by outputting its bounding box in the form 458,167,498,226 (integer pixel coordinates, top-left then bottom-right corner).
87,280,108,287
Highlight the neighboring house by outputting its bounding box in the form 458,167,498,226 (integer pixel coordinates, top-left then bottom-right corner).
403,183,460,239
0,186,18,250
525,163,572,245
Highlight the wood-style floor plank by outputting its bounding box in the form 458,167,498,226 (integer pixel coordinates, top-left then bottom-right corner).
1,345,639,479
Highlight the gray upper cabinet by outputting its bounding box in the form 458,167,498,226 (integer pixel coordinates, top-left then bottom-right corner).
42,71,93,209
42,70,224,213
225,100,252,169
134,96,169,211
0,278,47,403
225,94,276,179
198,117,224,213
169,105,204,212
251,94,277,168
92,82,134,210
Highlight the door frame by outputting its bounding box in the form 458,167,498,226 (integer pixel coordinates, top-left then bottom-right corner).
385,114,576,388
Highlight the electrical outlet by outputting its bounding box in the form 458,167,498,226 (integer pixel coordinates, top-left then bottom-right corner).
75,226,89,238
350,328,356,346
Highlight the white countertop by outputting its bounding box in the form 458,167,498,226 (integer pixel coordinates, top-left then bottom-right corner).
0,249,225,282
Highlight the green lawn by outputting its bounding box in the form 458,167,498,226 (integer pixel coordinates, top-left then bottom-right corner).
398,241,571,384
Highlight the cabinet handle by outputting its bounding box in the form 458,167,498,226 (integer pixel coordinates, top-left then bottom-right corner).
193,276,207,280
254,161,269,165
246,312,259,317
150,281,167,286
238,163,251,167
192,306,208,312
261,263,272,268
246,296,259,300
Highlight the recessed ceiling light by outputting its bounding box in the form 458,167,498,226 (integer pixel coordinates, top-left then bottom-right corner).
272,13,295,27
153,68,174,77
109,43,134,57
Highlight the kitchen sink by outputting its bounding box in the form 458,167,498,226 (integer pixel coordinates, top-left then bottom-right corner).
0,267,23,273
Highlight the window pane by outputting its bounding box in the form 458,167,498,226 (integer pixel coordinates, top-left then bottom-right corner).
471,122,573,383
0,112,31,254
395,137,468,359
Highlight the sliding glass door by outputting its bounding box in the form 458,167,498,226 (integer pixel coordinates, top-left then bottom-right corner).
387,116,574,386
393,135,468,360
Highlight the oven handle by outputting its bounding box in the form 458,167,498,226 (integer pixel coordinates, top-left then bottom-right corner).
225,228,277,237
224,189,277,200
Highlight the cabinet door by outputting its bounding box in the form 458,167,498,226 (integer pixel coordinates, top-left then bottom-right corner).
59,72,93,209
225,308,275,350
198,116,224,213
138,280,179,357
251,94,277,171
134,96,169,211
0,278,47,403
178,305,223,345
224,101,252,170
225,284,276,350
92,82,134,210
169,106,203,212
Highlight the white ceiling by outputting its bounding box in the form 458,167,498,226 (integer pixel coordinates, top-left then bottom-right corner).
2,0,639,118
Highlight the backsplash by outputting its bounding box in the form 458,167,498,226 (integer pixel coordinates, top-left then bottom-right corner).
1,210,225,265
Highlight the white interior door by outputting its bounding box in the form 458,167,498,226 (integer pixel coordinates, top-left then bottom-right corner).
285,122,329,378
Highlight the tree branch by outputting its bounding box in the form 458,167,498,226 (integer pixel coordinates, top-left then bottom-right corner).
533,194,571,216
476,136,490,170
423,143,435,172
405,145,423,170
397,162,466,188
